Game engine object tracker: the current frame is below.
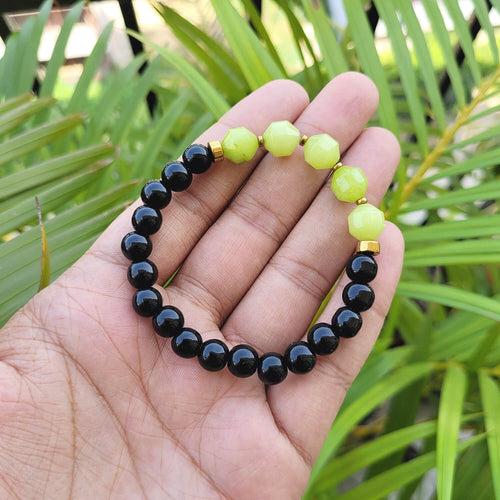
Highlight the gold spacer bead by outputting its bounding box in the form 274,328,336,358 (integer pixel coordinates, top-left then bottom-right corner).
332,161,343,172
299,134,309,146
208,140,224,162
356,241,380,255
258,135,264,147
356,197,368,205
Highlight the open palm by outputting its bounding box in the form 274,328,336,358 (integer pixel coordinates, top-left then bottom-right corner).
1,73,403,499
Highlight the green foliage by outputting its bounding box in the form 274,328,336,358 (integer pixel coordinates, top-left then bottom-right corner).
0,0,499,498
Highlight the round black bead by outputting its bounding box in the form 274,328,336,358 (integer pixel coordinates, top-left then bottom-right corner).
152,306,184,338
284,342,316,374
182,144,213,174
161,161,192,192
198,339,229,371
342,282,375,312
132,205,162,236
332,307,363,338
346,253,378,283
141,180,172,209
132,288,162,317
227,344,258,378
121,232,152,261
171,328,202,358
307,323,339,355
127,260,158,288
258,353,288,385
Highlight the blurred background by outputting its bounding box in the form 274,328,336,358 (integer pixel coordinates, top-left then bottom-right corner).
0,1,498,499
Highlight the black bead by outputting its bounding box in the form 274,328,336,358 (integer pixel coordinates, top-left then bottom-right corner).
198,339,229,371
332,307,363,338
342,282,375,312
132,288,162,317
258,353,288,385
141,180,172,209
182,144,213,174
227,344,258,378
172,328,202,358
152,306,184,338
284,342,316,374
161,161,192,192
132,205,162,236
127,260,158,288
346,253,378,284
121,232,152,261
307,323,339,355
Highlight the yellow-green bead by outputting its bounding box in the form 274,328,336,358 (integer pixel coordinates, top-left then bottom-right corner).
303,133,340,170
348,204,385,241
331,166,368,203
262,120,301,157
222,127,259,164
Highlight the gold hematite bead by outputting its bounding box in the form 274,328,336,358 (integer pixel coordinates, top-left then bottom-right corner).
300,134,309,146
356,197,368,205
208,140,224,162
332,161,343,172
258,135,264,147
357,241,380,255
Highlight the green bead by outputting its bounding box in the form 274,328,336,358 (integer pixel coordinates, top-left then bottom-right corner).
331,166,368,203
262,120,301,157
303,133,340,170
222,127,259,164
348,204,385,241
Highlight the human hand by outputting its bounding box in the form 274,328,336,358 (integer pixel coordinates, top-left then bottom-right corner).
0,73,403,499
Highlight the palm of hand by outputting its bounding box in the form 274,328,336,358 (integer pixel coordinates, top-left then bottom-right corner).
0,74,403,499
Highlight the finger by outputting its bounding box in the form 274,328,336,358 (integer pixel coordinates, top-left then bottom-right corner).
268,223,404,464
223,127,400,350
170,73,379,324
81,80,309,285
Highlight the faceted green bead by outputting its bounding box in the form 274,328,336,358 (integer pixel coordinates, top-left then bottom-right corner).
262,120,301,157
348,204,385,241
303,133,340,170
221,127,259,164
331,166,368,203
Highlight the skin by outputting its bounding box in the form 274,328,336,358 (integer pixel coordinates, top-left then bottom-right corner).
0,73,403,499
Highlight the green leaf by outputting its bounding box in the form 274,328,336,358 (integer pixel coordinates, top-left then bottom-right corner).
478,371,500,499
308,363,434,487
129,33,230,118
0,94,32,114
0,96,55,136
210,0,285,89
0,114,83,168
437,364,468,500
335,434,486,500
40,2,85,97
471,0,499,64
66,22,114,114
397,282,500,322
35,196,51,291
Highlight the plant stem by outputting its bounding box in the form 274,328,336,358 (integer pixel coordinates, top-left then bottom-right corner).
386,66,500,219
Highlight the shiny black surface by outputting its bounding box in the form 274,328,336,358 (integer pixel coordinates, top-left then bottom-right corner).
227,344,258,378
346,253,378,283
284,342,316,374
182,144,213,174
172,328,202,358
141,180,172,209
121,231,152,261
307,322,340,355
332,307,363,338
342,282,375,312
127,260,158,288
258,353,288,385
198,339,229,371
153,306,184,338
161,161,193,191
132,205,162,235
132,288,162,317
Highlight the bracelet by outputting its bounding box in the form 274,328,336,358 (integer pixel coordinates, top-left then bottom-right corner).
121,121,385,385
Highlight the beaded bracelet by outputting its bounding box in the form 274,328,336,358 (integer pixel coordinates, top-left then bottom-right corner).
121,121,385,385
